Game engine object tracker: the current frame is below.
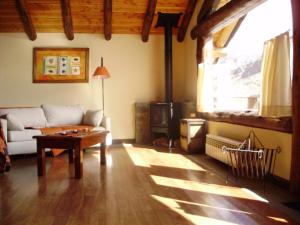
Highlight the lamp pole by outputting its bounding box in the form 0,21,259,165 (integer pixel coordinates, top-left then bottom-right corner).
93,56,110,116
100,57,106,115
102,77,105,115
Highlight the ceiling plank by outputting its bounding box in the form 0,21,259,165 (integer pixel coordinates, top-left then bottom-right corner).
60,0,74,40
191,0,267,40
15,0,37,41
177,0,197,42
212,16,245,63
104,0,112,40
141,0,157,42
213,16,245,48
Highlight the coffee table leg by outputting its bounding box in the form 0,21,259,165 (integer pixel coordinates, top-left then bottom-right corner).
37,144,46,176
74,146,83,178
68,149,74,163
100,142,107,165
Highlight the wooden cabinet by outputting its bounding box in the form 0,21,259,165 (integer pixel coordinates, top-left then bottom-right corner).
180,118,206,153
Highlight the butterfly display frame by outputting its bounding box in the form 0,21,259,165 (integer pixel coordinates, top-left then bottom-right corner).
33,48,89,83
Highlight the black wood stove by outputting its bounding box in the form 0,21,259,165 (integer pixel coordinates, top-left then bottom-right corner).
150,13,182,147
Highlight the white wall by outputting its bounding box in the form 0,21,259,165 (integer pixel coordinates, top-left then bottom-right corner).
0,33,187,139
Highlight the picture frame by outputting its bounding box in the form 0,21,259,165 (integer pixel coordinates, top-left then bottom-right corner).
33,48,89,83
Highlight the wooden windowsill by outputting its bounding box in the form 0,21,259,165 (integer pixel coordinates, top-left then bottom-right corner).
197,112,293,133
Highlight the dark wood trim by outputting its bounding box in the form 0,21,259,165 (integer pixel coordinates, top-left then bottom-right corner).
141,0,157,42
60,0,74,40
196,37,205,64
290,0,300,193
191,0,266,40
177,0,197,42
269,175,290,190
112,139,135,144
104,0,112,40
197,112,293,133
14,0,37,41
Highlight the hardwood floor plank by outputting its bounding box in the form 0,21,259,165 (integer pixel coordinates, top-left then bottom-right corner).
0,145,299,225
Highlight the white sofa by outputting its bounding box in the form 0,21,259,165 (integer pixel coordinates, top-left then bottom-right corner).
0,105,112,155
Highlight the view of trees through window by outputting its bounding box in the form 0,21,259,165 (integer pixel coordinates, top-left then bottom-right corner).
208,0,292,112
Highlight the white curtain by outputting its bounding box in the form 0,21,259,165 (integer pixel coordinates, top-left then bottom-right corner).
259,32,292,117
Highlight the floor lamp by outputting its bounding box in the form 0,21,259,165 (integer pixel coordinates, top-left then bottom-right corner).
93,57,110,115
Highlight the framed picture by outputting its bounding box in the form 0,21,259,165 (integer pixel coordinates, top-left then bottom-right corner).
33,48,89,83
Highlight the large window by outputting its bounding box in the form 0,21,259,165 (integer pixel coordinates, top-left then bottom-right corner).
204,0,293,113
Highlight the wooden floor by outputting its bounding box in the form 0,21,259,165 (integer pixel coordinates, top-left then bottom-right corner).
1,145,299,225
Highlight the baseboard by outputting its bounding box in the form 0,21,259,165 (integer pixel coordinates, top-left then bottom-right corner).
112,139,135,144
269,174,290,189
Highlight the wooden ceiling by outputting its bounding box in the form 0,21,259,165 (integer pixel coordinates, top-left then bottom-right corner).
0,0,187,38
0,0,266,42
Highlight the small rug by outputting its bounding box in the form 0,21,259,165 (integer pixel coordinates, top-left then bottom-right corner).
283,202,300,212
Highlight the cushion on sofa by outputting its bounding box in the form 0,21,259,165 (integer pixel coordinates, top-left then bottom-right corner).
0,108,47,128
6,114,24,131
8,129,42,142
42,104,84,126
83,109,103,127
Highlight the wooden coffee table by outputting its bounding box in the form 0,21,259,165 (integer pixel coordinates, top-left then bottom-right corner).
33,130,109,179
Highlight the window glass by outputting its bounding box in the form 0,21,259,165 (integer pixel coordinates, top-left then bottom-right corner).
208,0,292,112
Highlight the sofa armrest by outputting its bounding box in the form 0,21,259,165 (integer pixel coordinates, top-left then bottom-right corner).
101,116,111,131
0,119,8,143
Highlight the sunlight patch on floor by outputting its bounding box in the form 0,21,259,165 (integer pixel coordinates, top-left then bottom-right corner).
174,199,252,215
152,195,239,225
151,175,268,202
267,216,288,223
241,188,269,203
123,144,207,171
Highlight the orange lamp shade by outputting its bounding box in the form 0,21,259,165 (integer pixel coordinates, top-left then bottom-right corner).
93,66,110,79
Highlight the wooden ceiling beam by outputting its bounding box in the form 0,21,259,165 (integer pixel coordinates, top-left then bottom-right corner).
104,0,112,40
177,0,197,42
141,0,157,42
197,0,219,24
196,0,219,64
191,0,267,40
15,0,37,41
60,0,74,40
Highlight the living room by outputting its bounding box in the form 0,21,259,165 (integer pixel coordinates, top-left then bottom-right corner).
1,0,300,224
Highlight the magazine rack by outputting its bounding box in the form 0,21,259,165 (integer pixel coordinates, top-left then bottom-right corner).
222,131,281,179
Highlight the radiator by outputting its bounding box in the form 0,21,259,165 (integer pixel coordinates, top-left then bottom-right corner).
205,134,242,165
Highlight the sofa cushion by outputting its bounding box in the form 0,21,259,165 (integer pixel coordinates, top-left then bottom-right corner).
0,108,47,128
83,109,103,127
6,114,25,131
8,129,42,142
42,104,84,127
